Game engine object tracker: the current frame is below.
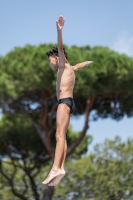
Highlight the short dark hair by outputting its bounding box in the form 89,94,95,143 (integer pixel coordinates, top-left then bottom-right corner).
46,46,68,59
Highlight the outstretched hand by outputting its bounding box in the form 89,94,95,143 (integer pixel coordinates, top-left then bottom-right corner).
85,61,93,66
56,15,65,31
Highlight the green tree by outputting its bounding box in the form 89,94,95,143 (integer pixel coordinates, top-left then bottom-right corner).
0,114,89,200
54,136,133,200
0,44,133,199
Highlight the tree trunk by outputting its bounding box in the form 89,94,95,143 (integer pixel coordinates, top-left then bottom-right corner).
42,186,54,200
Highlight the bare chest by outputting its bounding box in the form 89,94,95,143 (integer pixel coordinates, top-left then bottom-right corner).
56,67,75,87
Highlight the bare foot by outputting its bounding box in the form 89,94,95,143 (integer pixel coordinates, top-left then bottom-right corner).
48,169,66,186
42,169,62,184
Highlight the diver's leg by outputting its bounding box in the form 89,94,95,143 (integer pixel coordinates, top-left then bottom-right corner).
42,103,70,184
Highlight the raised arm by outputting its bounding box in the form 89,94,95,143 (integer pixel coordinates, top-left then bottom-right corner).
56,15,66,66
73,61,93,71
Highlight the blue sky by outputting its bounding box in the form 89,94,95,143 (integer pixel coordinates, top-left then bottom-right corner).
1,0,133,151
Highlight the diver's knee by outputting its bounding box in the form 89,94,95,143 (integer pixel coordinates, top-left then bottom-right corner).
55,129,65,141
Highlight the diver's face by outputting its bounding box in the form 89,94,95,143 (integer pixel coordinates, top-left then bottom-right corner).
48,56,58,70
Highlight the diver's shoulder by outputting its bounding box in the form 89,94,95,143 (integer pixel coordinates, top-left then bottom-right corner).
65,61,72,68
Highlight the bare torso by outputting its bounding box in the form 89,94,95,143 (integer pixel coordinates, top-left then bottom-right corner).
56,63,75,100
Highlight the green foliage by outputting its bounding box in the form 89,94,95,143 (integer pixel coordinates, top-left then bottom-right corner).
0,44,133,118
0,44,56,99
1,137,132,200
67,125,92,159
0,114,46,155
0,114,89,158
54,136,133,199
0,44,133,199
0,114,89,199
0,160,50,200
1,136,133,200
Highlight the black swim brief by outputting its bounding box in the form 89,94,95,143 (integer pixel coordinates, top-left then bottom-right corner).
58,97,75,114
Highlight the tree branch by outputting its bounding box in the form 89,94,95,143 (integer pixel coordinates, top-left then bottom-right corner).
0,167,28,200
48,100,57,128
0,138,28,200
25,168,40,200
32,167,40,178
67,95,96,156
32,120,46,143
22,174,29,195
40,90,49,131
32,120,54,159
42,186,54,200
